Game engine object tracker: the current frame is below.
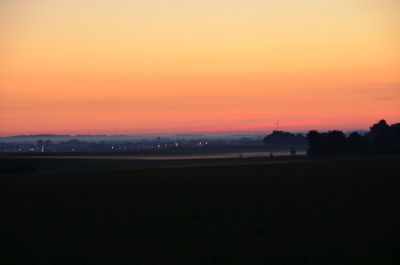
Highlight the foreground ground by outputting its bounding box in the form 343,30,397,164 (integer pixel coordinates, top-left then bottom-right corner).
1,157,399,264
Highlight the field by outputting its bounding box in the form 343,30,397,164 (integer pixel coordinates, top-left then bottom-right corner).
1,157,399,265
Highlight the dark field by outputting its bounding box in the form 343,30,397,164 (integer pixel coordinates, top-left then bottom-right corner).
1,157,399,264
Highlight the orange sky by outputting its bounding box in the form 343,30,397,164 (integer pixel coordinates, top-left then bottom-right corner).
1,0,399,136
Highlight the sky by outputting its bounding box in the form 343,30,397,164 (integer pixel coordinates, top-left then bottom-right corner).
0,0,399,136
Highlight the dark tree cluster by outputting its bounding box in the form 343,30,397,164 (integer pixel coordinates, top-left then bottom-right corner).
368,119,400,152
307,120,400,156
263,131,307,147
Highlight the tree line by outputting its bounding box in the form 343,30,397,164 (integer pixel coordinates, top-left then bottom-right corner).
307,120,400,156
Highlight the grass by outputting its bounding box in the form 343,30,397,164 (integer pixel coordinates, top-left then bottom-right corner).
1,157,399,264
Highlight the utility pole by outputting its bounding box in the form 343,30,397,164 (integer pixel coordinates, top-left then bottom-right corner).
275,121,280,131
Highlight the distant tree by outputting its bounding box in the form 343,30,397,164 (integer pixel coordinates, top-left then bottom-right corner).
263,131,307,146
36,140,44,147
66,139,81,145
306,130,325,156
370,119,390,135
348,132,368,154
325,130,347,155
369,120,391,147
390,123,400,148
307,130,347,156
368,120,400,152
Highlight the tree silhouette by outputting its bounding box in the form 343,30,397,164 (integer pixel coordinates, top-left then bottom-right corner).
307,120,400,156
348,132,368,154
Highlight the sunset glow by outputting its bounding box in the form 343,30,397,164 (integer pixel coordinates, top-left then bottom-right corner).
1,0,399,136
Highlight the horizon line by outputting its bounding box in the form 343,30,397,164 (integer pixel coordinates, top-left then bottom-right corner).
0,128,371,138
1,119,396,138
